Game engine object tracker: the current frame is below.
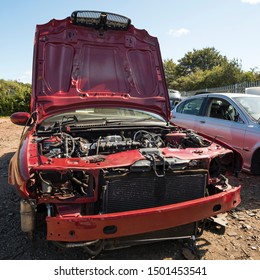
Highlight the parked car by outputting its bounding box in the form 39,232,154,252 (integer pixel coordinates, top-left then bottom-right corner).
245,87,260,96
8,11,242,256
168,89,183,109
172,92,260,174
195,91,212,95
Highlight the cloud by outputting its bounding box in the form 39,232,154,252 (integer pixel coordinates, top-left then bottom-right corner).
241,0,260,4
168,28,190,37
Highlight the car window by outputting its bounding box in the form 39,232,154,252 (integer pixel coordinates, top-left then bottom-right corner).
176,98,204,115
234,96,260,121
207,98,238,122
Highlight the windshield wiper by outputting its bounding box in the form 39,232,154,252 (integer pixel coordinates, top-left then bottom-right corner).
70,117,157,125
61,115,78,125
106,117,159,124
47,115,79,132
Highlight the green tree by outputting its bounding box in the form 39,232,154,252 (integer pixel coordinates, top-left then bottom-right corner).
171,59,244,91
164,47,260,92
172,70,208,91
175,47,227,77
203,59,243,88
242,67,260,82
163,59,177,88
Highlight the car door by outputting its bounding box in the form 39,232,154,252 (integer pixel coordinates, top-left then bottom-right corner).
172,97,206,130
195,96,247,155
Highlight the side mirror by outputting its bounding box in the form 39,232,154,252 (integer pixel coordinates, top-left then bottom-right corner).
10,112,31,126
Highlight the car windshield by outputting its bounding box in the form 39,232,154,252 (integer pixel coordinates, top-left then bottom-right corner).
41,107,165,125
234,96,260,122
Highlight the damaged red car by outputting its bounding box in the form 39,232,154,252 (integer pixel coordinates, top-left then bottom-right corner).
9,11,242,256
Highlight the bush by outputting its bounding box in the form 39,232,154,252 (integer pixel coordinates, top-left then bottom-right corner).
0,79,31,116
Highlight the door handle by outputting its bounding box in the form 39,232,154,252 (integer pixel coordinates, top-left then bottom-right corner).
200,120,205,123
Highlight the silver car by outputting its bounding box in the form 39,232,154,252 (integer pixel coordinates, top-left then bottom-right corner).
171,93,260,174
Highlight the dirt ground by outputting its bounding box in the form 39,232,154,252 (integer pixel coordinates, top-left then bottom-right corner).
0,117,259,260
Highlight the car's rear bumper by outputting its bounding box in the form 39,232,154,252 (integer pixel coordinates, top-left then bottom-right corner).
46,186,240,242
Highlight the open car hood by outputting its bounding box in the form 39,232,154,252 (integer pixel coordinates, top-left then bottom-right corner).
31,11,170,120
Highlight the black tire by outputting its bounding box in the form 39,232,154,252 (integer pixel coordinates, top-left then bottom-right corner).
251,149,260,175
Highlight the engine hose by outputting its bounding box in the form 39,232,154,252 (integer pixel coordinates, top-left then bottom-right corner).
68,172,89,192
61,132,75,157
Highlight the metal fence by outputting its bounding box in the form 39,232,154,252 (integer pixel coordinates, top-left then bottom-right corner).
183,80,260,96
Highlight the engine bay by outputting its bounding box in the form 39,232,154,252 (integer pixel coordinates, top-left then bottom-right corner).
36,122,212,159
28,120,236,203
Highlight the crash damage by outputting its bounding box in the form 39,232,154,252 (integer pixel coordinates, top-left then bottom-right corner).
8,11,242,255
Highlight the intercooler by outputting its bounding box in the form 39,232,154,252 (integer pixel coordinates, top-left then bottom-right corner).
103,170,207,213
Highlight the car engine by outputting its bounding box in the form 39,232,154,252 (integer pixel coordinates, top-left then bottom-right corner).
37,125,211,159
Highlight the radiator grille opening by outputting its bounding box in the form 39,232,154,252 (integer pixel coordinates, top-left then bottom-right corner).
104,170,207,213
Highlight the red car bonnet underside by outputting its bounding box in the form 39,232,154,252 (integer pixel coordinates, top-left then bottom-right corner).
31,17,170,120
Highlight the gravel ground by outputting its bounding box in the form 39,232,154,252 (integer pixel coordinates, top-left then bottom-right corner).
0,117,259,260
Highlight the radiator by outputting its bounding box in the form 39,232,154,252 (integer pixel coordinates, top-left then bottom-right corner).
104,171,207,213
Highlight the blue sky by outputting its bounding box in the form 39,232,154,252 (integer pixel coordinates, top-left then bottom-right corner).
1,0,260,83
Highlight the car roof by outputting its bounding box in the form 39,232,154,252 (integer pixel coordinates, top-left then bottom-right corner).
184,92,259,99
